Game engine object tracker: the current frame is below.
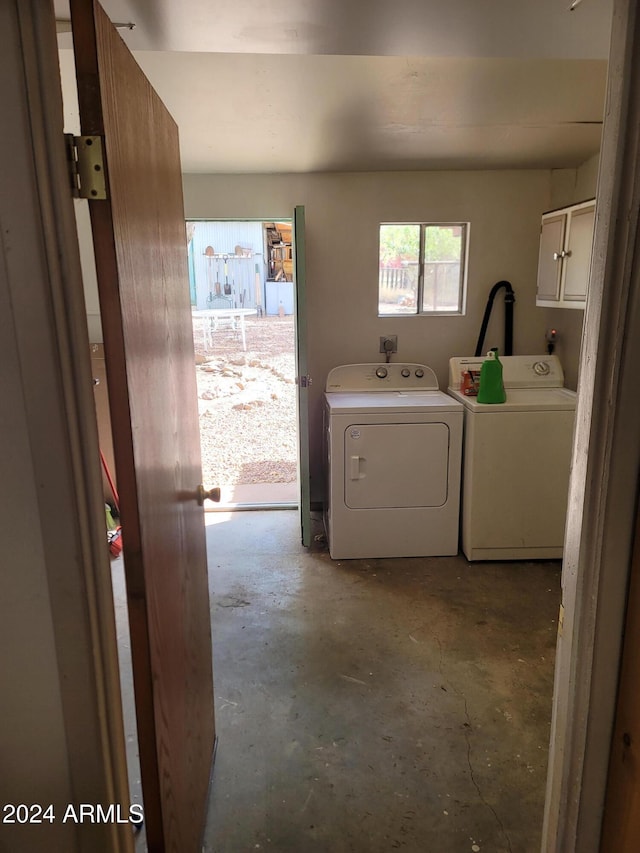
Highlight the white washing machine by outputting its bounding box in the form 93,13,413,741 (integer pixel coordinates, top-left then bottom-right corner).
448,355,577,561
324,363,463,559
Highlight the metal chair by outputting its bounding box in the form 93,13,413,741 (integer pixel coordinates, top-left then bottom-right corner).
206,296,239,344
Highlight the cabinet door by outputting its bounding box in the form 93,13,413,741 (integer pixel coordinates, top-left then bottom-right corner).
563,203,595,302
537,214,566,302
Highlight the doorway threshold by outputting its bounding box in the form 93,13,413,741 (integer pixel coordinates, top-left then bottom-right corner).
206,481,298,512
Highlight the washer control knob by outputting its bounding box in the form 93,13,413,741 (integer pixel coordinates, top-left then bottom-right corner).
415,368,425,378
401,368,411,378
375,367,388,379
533,361,550,376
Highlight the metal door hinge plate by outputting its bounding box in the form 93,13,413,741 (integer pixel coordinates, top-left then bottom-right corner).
296,375,313,388
65,134,107,200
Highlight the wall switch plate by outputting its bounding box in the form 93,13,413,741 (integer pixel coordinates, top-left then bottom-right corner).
379,335,398,354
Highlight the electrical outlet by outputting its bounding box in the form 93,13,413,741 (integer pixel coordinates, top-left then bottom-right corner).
379,335,398,354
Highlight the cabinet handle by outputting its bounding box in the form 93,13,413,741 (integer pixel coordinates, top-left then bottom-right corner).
553,250,568,261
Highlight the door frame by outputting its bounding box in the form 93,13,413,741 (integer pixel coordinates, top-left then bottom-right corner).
542,0,640,849
293,206,312,545
2,2,132,850
186,216,310,519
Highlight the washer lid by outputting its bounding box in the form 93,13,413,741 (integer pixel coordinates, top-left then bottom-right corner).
447,386,577,412
449,355,566,389
326,389,463,414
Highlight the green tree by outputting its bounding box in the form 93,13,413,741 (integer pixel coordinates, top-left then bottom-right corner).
379,224,419,265
380,224,462,265
423,225,461,262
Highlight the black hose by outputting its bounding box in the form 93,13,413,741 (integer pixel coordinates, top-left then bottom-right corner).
474,281,515,357
504,286,515,356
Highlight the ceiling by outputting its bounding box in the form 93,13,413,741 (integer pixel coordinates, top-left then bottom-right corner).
56,0,612,174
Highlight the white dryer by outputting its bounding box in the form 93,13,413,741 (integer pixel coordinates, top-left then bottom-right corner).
324,363,463,559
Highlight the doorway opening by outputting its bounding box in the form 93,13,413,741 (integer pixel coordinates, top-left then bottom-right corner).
187,219,298,508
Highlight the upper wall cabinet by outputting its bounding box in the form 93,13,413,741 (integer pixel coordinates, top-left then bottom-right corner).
536,199,596,309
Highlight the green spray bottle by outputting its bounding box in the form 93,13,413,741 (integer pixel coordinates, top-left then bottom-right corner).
477,347,506,404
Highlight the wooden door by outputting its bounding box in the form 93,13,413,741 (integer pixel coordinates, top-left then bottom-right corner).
293,206,312,545
601,503,640,851
70,2,215,850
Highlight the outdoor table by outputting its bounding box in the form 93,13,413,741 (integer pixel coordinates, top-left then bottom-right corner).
192,308,257,352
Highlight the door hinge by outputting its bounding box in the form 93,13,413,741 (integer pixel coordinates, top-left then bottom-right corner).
296,375,313,388
65,134,108,200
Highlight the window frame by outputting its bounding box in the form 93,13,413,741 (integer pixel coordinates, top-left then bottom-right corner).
378,221,470,317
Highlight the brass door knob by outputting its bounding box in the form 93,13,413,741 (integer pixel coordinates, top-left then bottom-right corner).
197,484,221,505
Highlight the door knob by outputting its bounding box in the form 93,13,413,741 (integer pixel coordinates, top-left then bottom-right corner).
197,484,221,505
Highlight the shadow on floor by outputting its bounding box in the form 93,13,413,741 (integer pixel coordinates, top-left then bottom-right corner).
202,510,560,853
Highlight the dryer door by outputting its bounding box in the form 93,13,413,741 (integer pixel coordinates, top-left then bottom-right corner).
345,422,449,509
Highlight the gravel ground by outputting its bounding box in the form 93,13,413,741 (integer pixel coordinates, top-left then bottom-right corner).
193,314,297,487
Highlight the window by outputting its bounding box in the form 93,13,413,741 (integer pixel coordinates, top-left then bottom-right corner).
378,222,468,316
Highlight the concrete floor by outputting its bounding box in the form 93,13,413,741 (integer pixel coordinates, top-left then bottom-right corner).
200,510,561,853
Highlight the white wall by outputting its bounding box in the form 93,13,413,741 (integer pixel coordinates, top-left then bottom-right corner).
75,200,103,342
184,169,553,500
550,152,600,209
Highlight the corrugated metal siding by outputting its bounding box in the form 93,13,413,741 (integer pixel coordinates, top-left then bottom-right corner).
188,221,267,310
